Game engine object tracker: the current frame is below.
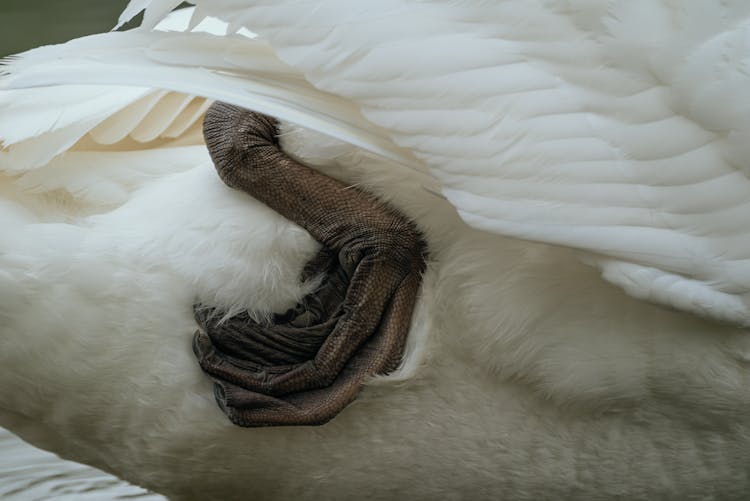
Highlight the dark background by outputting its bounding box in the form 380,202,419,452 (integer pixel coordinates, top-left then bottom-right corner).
0,0,133,57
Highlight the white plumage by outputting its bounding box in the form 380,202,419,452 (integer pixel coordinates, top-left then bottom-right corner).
7,1,750,325
2,2,750,499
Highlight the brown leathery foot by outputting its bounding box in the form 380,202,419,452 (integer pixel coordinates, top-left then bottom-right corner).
194,102,427,426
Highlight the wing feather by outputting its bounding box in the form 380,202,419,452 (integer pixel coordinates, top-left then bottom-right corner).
6,1,750,324
1,30,420,172
147,0,750,325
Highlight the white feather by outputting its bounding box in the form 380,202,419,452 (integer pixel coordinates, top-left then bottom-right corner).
95,0,750,326
0,30,422,173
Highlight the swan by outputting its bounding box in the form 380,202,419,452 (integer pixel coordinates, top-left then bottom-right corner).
2,1,750,499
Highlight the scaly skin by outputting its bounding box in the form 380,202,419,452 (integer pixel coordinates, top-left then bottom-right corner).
193,102,427,426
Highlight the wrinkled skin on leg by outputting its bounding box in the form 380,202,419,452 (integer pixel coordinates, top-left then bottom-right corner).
194,102,427,426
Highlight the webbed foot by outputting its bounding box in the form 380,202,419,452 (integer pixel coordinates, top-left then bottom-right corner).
194,102,426,426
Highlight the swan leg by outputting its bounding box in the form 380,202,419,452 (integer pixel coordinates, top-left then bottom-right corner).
193,102,426,426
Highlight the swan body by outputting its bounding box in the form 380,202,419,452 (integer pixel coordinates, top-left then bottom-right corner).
2,2,750,499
